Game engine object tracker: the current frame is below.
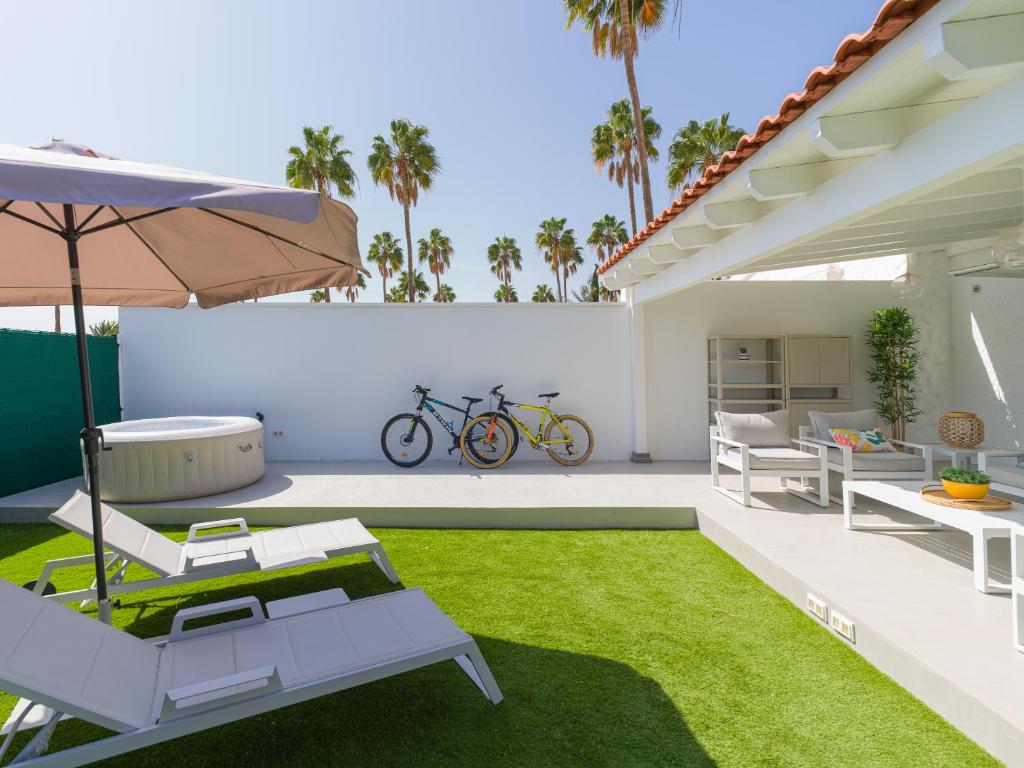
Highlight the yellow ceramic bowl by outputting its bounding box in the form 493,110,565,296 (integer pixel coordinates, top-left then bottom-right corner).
941,479,990,500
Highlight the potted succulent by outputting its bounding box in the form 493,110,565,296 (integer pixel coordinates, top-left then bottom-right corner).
940,467,991,500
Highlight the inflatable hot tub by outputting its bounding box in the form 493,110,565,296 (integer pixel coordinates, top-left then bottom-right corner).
92,416,265,502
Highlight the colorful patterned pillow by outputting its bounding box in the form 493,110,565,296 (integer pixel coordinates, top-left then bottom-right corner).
828,427,895,452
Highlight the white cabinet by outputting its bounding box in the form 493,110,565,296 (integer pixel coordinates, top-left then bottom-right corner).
786,336,851,386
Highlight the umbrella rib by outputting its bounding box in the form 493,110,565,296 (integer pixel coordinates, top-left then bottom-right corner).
0,206,65,236
76,205,108,231
106,206,191,292
198,208,357,268
78,207,176,237
33,203,66,233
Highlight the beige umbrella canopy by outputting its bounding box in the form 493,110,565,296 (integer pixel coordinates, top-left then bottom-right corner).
0,141,364,622
0,141,365,308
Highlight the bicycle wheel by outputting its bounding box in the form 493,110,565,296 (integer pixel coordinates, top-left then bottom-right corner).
460,414,515,469
480,411,520,459
543,414,594,466
381,413,433,467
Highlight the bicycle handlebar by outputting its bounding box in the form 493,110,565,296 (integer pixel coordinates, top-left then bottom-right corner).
490,385,503,396
414,385,431,395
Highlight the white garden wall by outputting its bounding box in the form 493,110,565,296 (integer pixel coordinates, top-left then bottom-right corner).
951,276,1024,451
643,280,900,460
118,303,632,462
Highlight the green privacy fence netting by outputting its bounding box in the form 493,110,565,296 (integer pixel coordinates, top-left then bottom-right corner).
0,329,121,498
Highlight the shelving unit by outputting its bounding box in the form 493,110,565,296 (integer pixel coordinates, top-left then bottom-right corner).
707,336,786,424
785,335,853,436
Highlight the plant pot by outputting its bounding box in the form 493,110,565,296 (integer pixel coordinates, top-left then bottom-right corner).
941,479,990,500
937,411,984,449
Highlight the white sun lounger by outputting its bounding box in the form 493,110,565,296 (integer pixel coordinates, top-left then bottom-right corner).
0,579,502,767
32,491,399,605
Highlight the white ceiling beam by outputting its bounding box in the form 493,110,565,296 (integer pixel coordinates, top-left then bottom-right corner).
601,274,627,291
809,100,966,159
859,188,1023,227
635,71,1024,304
646,243,687,265
610,266,642,286
925,13,1024,81
701,199,767,229
670,225,723,250
744,159,856,200
759,219,1022,266
911,167,1023,204
625,262,661,279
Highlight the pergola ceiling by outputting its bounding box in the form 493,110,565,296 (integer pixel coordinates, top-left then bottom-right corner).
602,0,1024,302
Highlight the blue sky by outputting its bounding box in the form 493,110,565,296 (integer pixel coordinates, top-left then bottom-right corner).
1,0,884,329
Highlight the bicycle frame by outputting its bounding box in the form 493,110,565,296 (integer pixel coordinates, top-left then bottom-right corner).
414,391,475,448
494,395,572,447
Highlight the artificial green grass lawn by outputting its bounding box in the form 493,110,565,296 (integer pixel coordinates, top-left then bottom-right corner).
0,525,999,768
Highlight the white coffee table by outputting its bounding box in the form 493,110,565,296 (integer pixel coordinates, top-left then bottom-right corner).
842,480,1024,593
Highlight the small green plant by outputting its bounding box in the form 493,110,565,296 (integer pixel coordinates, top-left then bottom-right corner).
866,307,922,442
940,467,990,484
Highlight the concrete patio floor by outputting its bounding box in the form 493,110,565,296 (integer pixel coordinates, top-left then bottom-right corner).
1,459,1022,765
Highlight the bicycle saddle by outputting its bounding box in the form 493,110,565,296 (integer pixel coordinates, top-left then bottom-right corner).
462,396,483,405
538,392,560,399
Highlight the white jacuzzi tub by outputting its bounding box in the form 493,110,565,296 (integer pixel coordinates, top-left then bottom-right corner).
92,416,265,503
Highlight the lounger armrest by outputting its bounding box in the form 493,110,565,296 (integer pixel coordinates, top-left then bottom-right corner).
170,596,266,641
35,551,119,591
187,517,250,542
182,545,257,574
160,666,282,722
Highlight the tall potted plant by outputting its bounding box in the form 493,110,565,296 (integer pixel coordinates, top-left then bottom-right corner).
865,307,922,442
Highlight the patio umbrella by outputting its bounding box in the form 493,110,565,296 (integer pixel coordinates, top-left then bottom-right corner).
0,141,365,622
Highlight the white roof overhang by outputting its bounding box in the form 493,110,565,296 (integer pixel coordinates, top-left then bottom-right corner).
605,0,1024,303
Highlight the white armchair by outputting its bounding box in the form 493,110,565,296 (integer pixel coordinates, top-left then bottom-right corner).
799,408,934,503
710,410,829,508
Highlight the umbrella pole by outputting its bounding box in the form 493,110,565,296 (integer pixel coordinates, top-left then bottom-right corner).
62,204,112,625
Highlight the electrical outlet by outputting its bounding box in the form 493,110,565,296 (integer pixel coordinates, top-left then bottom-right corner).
830,610,856,643
806,593,829,624
272,430,284,438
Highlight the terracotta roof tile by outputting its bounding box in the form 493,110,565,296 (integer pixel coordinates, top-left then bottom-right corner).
599,0,941,275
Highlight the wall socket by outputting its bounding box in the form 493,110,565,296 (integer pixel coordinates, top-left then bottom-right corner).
830,610,856,643
806,593,829,624
272,430,285,437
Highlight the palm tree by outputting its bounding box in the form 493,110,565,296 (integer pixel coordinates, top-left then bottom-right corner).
536,217,569,302
286,125,357,303
390,270,431,303
588,214,629,265
309,289,329,303
417,228,454,300
494,285,519,303
592,100,660,236
565,0,673,226
531,284,556,303
666,113,746,192
88,319,119,336
366,232,404,301
559,229,585,302
344,272,366,303
435,284,456,303
574,266,618,302
367,119,441,302
487,236,522,304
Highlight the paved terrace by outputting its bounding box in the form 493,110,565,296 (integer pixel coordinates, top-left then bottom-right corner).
2,460,1022,766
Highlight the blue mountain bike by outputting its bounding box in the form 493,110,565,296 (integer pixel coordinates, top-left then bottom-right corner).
380,385,518,468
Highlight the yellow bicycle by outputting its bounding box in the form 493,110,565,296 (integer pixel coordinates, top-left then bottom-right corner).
460,385,594,469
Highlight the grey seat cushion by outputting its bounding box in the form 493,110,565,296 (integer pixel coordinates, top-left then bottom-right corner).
987,464,1024,489
809,409,884,442
827,447,924,471
726,447,822,470
715,410,789,448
